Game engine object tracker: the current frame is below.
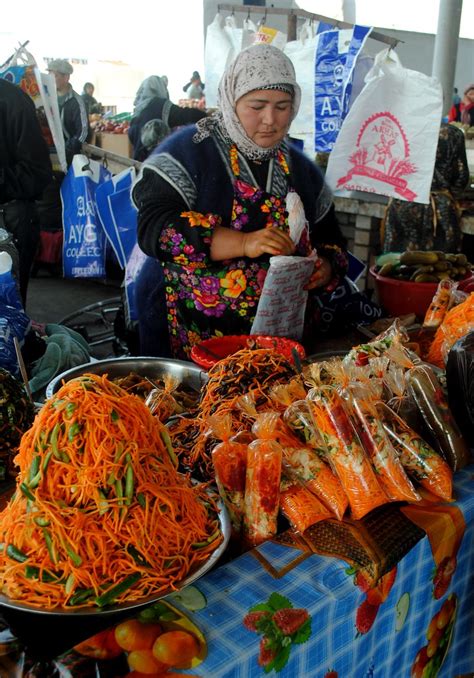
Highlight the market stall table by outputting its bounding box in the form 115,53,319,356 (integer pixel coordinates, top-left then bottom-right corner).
1,467,473,677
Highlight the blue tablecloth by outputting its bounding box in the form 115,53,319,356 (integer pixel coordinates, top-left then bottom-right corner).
176,466,474,677
2,470,473,677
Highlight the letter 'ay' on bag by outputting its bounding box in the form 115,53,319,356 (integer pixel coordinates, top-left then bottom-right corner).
61,155,111,278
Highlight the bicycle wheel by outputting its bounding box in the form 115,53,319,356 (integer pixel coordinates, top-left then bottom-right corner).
58,297,128,359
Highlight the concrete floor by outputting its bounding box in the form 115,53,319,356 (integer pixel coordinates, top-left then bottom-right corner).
25,271,124,360
26,272,121,325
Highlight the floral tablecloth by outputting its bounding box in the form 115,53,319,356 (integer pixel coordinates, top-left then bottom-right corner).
1,467,473,677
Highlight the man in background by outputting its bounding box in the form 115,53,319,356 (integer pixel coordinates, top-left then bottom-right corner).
0,78,51,304
47,59,89,165
34,59,89,276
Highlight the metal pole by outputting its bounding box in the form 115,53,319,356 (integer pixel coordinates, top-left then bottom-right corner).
432,0,463,115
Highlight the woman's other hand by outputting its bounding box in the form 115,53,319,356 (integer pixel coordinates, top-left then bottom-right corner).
305,257,333,290
242,227,295,258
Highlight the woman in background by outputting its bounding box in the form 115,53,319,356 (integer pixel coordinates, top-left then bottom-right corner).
81,82,101,115
128,76,206,161
448,84,474,126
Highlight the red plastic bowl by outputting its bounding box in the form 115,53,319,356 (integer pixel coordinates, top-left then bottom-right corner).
370,266,474,319
190,334,306,370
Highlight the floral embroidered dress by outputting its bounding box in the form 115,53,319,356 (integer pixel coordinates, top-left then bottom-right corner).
133,125,346,360
163,151,313,357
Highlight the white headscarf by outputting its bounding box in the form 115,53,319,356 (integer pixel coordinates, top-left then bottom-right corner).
220,44,300,159
194,44,301,160
132,76,169,118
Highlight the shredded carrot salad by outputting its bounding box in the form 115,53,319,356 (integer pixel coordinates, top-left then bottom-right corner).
170,348,295,475
0,374,221,609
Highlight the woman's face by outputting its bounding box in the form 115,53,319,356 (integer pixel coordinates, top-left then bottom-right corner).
465,88,474,104
235,89,293,148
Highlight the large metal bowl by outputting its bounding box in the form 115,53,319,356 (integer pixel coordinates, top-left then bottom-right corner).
46,356,207,400
0,500,230,616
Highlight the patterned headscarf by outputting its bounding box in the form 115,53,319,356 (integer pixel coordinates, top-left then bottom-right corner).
461,84,474,125
132,76,169,118
194,44,301,160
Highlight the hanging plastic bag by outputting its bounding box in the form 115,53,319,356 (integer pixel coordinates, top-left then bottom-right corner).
284,20,319,153
204,14,242,108
96,166,138,269
61,154,111,278
241,16,257,50
326,49,443,204
0,46,66,172
314,25,372,152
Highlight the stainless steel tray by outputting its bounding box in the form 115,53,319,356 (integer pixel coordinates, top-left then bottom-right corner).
0,500,230,617
46,356,207,400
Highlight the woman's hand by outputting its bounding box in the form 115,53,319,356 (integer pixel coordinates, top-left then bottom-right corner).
242,227,296,258
305,257,333,290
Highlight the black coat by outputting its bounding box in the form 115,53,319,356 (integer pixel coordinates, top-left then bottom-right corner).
59,89,90,165
0,79,51,203
128,97,206,161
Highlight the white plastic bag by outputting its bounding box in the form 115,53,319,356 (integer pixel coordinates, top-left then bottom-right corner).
0,46,66,172
241,17,257,50
204,14,242,108
250,253,317,340
284,21,318,153
325,49,443,204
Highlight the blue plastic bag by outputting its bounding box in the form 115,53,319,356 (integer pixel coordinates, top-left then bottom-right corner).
95,167,138,269
61,155,111,278
0,251,22,310
0,303,30,376
314,25,372,152
96,167,140,327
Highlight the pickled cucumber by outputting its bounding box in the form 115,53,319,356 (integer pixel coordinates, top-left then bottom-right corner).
400,251,439,266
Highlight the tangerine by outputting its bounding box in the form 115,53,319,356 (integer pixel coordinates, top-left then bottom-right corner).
127,649,167,674
152,630,199,668
115,619,162,652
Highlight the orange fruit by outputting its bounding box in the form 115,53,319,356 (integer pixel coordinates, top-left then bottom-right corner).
74,627,122,659
127,649,167,674
152,630,199,668
115,619,162,652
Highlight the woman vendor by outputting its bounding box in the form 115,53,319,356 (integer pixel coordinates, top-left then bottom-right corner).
133,44,380,360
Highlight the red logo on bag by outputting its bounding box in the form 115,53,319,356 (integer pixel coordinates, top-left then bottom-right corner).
337,112,418,201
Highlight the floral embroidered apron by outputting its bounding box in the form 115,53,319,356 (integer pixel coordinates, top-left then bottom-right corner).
163,146,309,359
